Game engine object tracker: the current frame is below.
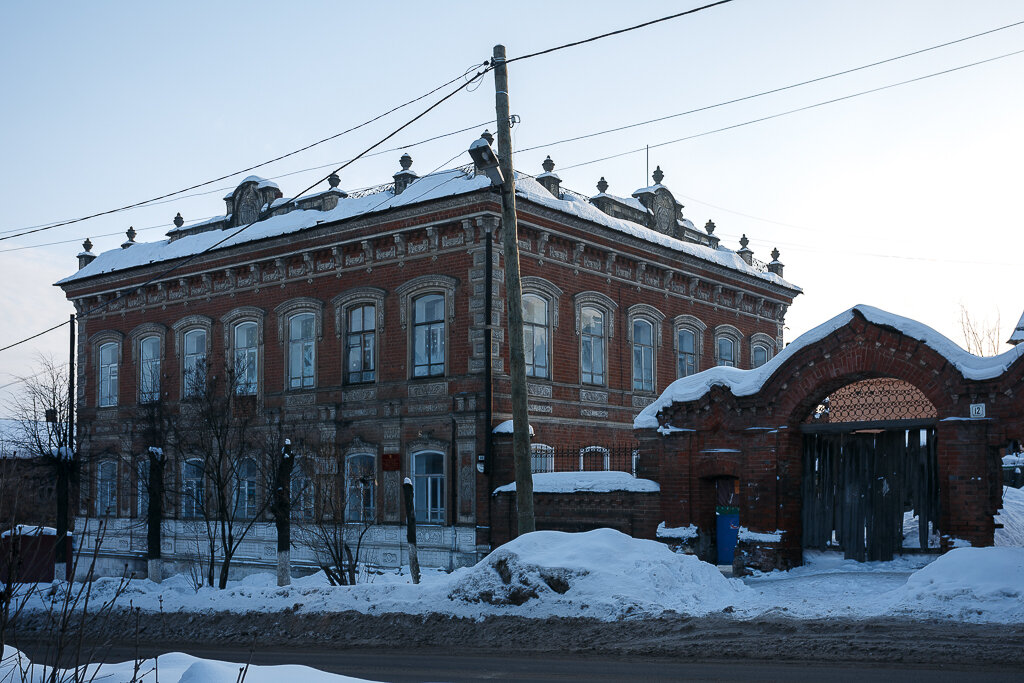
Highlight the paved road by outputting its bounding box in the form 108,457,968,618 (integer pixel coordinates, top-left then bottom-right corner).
15,642,1023,682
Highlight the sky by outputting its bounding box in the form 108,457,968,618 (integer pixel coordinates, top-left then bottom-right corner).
1,0,1022,409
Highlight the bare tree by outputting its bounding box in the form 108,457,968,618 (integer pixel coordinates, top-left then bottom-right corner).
169,369,270,589
124,392,172,585
959,303,1004,356
4,356,75,581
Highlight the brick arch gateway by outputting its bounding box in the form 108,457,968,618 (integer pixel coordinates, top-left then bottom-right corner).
635,306,1024,571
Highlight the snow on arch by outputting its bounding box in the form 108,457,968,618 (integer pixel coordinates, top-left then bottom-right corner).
634,304,1024,430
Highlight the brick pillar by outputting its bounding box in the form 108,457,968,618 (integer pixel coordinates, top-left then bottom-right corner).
775,428,804,566
937,420,995,547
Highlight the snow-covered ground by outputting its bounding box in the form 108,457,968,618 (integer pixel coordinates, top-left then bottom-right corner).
0,646,373,683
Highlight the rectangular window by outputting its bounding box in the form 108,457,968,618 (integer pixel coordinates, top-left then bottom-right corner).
717,337,736,367
346,305,376,384
678,329,697,377
183,329,207,398
140,337,160,403
413,452,444,523
98,461,117,516
580,306,605,385
632,320,655,392
98,342,119,407
523,294,549,379
345,454,376,522
182,459,204,518
289,313,316,389
233,322,258,395
412,294,445,378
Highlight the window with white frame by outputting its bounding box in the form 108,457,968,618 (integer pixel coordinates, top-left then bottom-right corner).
580,306,606,385
345,304,376,384
674,315,706,379
632,319,655,392
715,325,742,368
579,445,610,471
98,342,119,407
749,333,776,369
181,458,204,518
233,321,259,395
139,336,161,403
288,313,316,389
413,451,444,523
182,329,207,398
97,461,117,516
531,443,554,474
523,294,549,379
345,453,376,522
412,294,445,378
234,458,259,518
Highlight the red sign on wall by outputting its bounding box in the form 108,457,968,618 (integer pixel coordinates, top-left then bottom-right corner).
382,452,400,471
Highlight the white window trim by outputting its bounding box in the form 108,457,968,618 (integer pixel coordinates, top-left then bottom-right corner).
333,287,385,386
181,458,205,519
411,449,446,525
396,275,457,380
627,304,665,394
344,452,377,523
128,323,166,405
275,298,324,391
96,460,118,517
90,330,124,408
749,332,777,368
574,292,616,388
221,307,265,396
714,324,743,367
673,314,706,378
172,315,212,399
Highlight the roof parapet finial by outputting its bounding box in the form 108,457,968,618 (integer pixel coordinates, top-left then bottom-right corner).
328,173,340,189
173,212,184,228
399,152,413,171
541,155,555,173
651,166,664,184
596,177,609,194
771,247,781,261
480,129,494,145
704,219,716,235
82,238,93,253
739,234,749,249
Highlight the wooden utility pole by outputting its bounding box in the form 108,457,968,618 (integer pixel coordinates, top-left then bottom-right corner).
492,44,535,535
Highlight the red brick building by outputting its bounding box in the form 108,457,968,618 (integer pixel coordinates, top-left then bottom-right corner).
56,139,800,574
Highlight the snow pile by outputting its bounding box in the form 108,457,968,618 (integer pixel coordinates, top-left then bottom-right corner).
657,522,698,540
0,646,373,682
493,471,659,494
1003,452,1024,468
0,525,59,538
635,304,1024,429
901,512,940,549
995,485,1024,547
737,527,783,543
889,548,1024,622
446,529,747,619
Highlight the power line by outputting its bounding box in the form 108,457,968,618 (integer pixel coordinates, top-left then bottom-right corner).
0,63,489,243
506,0,738,64
516,18,1024,157
0,67,490,355
553,47,1024,173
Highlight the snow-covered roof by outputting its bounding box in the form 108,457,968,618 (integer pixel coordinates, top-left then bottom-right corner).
492,419,534,436
492,471,659,494
1009,310,1024,345
591,192,651,214
634,304,1024,429
58,168,799,292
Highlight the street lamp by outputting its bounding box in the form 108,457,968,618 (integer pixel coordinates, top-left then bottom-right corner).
468,133,504,187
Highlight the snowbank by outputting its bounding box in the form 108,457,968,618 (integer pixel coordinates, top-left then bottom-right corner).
889,547,1024,622
446,528,746,619
493,471,659,494
635,304,1024,429
995,485,1024,547
0,646,372,682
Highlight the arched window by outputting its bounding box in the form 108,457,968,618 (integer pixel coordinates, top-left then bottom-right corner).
97,461,117,516
234,321,259,395
579,446,610,472
752,344,769,368
288,313,316,389
632,319,655,392
412,294,445,378
98,342,119,407
715,325,742,368
234,458,259,518
678,328,697,377
531,443,554,474
523,294,549,379
345,453,376,523
182,329,207,397
345,304,376,384
139,336,161,403
413,451,445,523
181,459,204,518
580,306,606,385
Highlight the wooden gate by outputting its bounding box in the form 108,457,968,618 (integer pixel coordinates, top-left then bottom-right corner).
801,426,939,561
